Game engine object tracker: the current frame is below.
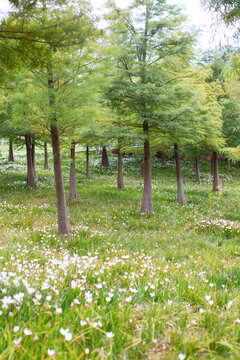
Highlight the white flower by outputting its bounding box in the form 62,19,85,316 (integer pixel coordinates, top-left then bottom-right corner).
227,301,232,309
60,328,72,341
65,332,72,341
46,296,52,301
80,320,87,326
208,300,214,306
106,297,111,302
205,295,211,301
14,337,22,345
178,354,186,360
85,348,90,354
235,318,240,324
199,308,205,314
13,326,20,333
125,296,132,302
106,332,114,338
24,328,32,335
95,283,102,289
47,349,56,356
55,307,62,314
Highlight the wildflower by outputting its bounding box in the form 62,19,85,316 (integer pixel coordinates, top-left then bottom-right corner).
60,328,72,341
14,337,22,345
205,295,211,301
13,326,20,333
47,349,56,356
235,318,240,324
178,354,186,360
106,332,114,338
24,328,32,335
208,300,214,306
85,348,90,354
80,320,87,326
199,308,205,314
125,296,132,302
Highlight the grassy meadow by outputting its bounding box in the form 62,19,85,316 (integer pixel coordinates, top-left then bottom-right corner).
0,146,240,359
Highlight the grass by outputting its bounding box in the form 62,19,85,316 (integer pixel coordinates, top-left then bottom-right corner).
0,148,240,359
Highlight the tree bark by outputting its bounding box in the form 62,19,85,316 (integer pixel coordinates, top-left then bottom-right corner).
211,156,214,176
8,140,14,162
69,142,78,200
44,142,49,170
101,146,109,167
51,125,71,235
161,153,166,167
140,121,153,214
48,64,71,236
32,137,36,179
227,158,231,171
117,149,124,189
195,157,201,184
212,151,219,192
86,145,90,178
175,144,186,204
25,134,36,188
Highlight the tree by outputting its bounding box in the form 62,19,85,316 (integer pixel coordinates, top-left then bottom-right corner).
105,0,195,213
1,1,98,235
201,0,240,25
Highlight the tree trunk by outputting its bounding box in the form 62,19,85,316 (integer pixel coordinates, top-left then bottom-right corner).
25,134,36,188
32,137,36,179
8,140,14,162
195,157,201,184
211,156,214,176
140,121,153,214
48,64,71,236
95,146,100,156
101,146,109,167
86,145,90,178
175,144,186,204
227,158,231,171
69,142,78,200
51,125,71,235
117,149,124,189
161,153,166,167
212,151,219,192
44,142,49,170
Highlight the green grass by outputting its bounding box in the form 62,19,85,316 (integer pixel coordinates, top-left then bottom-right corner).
0,150,240,359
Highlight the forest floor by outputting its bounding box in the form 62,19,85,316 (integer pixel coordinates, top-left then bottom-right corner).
0,149,240,359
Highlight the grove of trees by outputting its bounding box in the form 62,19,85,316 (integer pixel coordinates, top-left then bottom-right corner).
0,0,239,235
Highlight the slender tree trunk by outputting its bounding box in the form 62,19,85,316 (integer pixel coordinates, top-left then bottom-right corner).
212,151,219,192
86,145,90,178
175,144,186,204
117,149,124,189
51,125,71,235
48,64,71,236
44,142,49,170
227,158,231,171
140,121,153,213
161,153,166,167
32,137,36,179
25,134,36,188
69,142,78,200
195,157,201,184
95,146,100,156
8,140,14,162
211,156,214,176
101,146,109,167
